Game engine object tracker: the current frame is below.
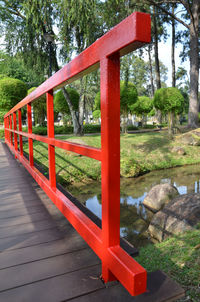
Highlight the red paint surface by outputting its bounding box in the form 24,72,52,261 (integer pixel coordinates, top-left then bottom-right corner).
4,12,151,296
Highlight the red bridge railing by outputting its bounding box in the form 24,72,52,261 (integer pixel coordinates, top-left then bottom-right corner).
4,12,151,296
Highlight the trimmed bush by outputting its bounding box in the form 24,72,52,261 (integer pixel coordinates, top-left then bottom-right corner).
153,87,184,114
0,77,27,122
127,125,138,131
83,124,101,133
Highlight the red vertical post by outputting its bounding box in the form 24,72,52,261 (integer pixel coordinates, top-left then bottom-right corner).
18,109,23,156
13,112,18,156
7,116,10,144
46,90,56,188
27,103,34,166
4,118,6,143
10,115,13,146
100,53,121,282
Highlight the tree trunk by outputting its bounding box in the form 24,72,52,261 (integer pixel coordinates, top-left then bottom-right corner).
78,94,85,136
148,44,155,97
61,87,81,135
153,6,162,124
171,4,176,87
168,111,173,139
188,0,199,128
52,47,82,135
153,6,161,90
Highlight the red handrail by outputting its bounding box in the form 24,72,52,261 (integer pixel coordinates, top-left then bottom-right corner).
4,12,151,296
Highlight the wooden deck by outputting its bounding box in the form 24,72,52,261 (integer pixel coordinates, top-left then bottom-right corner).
0,142,185,302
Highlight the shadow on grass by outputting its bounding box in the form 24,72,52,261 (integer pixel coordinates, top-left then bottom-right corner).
31,141,97,183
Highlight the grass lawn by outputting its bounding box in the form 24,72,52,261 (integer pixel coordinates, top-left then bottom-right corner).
137,225,200,301
23,131,200,185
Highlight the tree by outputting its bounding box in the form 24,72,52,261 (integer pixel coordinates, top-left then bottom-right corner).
0,0,102,135
153,87,184,137
94,81,138,132
131,96,153,125
144,0,200,128
54,88,79,125
0,51,45,87
0,77,27,122
28,87,46,126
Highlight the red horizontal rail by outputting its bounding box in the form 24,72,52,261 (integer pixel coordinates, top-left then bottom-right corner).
4,12,151,296
5,128,101,161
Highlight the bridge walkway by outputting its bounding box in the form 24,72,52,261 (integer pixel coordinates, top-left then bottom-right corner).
0,142,184,302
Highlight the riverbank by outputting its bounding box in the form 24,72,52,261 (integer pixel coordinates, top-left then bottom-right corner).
137,225,200,301
23,131,200,184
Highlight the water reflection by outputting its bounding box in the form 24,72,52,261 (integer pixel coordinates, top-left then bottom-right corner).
67,164,200,247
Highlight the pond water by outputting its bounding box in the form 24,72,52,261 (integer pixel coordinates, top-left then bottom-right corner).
67,164,200,248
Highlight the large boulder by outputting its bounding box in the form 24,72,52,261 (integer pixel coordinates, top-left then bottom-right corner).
148,193,200,242
143,183,179,212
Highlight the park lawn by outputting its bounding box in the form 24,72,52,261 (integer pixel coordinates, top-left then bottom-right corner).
23,132,200,185
137,225,200,301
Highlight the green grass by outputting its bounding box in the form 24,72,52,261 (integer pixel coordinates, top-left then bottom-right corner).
137,226,200,301
23,131,200,184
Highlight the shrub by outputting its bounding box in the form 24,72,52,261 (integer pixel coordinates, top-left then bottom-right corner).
153,87,184,114
0,77,27,122
54,88,79,115
28,87,46,126
142,124,156,129
83,124,101,133
127,125,138,131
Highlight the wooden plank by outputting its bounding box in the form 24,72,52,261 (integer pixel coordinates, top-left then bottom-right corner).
0,219,56,239
0,248,99,292
0,212,50,228
0,194,46,205
0,234,87,269
0,228,63,252
70,270,185,302
0,265,104,302
0,200,43,212
0,205,46,219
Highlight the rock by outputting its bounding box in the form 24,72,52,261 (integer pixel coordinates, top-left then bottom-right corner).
171,146,186,155
143,183,179,212
148,193,200,242
176,128,200,146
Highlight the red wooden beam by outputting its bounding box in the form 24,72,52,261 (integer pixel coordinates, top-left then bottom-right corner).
27,103,34,166
100,54,121,282
5,128,101,161
4,11,151,296
46,90,56,188
18,109,23,156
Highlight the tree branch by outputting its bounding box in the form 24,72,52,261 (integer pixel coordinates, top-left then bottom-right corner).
3,0,25,20
144,0,190,29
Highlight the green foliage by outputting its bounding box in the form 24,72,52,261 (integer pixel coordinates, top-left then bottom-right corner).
54,88,79,116
0,77,27,122
94,91,100,110
28,87,46,126
153,87,184,113
30,124,100,135
92,110,101,119
83,124,101,133
120,81,138,115
0,77,27,110
0,52,45,87
94,81,138,116
131,96,153,116
127,125,139,131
